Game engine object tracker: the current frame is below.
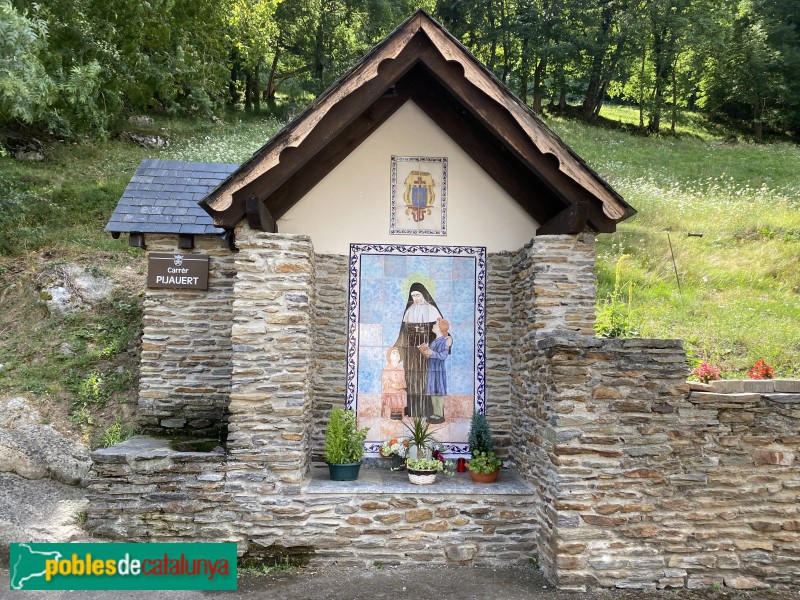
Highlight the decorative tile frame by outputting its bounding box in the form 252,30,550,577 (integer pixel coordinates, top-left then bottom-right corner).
390,156,448,236
346,243,486,456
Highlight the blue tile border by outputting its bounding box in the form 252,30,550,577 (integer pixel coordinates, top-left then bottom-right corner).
346,243,487,457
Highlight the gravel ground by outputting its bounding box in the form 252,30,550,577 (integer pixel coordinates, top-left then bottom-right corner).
1,564,797,600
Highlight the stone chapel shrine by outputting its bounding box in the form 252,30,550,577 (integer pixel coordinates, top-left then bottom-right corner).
95,10,800,592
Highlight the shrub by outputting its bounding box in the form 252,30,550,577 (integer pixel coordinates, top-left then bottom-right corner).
94,417,135,449
467,412,493,456
747,359,775,380
690,361,722,383
323,407,368,464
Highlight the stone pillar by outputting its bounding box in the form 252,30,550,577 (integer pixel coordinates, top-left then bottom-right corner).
509,233,597,584
226,228,315,487
529,233,596,336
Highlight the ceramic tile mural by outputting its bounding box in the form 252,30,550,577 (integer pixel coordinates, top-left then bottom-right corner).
390,156,447,235
347,244,486,456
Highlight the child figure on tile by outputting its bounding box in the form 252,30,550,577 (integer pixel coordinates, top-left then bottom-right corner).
418,318,451,424
381,346,407,420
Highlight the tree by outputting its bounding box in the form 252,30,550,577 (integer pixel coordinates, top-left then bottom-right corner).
0,1,54,125
703,1,792,140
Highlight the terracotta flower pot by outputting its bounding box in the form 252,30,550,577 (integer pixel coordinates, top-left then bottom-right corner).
469,468,499,483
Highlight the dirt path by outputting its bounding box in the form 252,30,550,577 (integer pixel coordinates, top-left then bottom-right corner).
1,565,796,600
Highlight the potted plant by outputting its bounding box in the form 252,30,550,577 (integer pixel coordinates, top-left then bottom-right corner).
467,451,503,483
467,412,502,483
324,407,369,481
403,417,453,484
379,437,409,470
406,453,454,485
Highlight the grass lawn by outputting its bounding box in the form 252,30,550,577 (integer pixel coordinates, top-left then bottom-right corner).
546,114,800,377
0,105,797,433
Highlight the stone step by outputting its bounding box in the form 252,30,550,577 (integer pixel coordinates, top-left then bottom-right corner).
708,379,800,394
774,380,800,393
689,392,761,404
763,393,800,404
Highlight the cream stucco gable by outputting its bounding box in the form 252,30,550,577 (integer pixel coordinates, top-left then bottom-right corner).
277,101,539,253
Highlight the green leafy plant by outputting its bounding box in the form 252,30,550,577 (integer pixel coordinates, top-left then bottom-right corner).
467,412,493,456
467,451,503,475
403,416,440,460
94,417,135,449
323,407,368,464
595,255,639,339
406,456,453,475
77,371,107,405
238,556,297,576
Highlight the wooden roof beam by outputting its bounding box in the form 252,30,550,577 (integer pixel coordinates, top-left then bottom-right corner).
536,201,590,235
246,197,277,232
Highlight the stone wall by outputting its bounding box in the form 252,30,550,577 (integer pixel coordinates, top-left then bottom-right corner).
88,437,236,542
137,234,235,435
507,234,597,579
92,229,800,590
226,229,315,488
88,436,537,568
512,234,596,338
310,254,348,458
528,336,800,591
484,253,514,454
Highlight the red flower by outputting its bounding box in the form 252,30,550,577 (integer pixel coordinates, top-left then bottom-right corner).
690,361,721,383
748,359,774,380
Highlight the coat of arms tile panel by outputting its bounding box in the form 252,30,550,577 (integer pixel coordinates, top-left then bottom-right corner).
390,156,447,236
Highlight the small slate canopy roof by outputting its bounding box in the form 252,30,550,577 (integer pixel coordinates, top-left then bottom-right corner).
200,10,635,235
106,159,238,235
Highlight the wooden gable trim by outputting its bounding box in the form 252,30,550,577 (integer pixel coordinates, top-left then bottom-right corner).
200,11,634,233
262,64,566,228
407,51,617,232
200,20,432,224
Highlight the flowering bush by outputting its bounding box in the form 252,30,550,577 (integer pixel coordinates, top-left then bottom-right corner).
379,438,409,458
748,359,775,380
690,361,722,383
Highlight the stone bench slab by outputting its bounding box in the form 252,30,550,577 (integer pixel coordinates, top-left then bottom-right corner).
305,466,534,495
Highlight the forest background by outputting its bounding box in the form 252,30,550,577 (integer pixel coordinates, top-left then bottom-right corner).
2,0,799,141
0,0,799,447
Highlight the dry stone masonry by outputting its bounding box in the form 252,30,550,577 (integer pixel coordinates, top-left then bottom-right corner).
88,232,800,590
137,235,234,436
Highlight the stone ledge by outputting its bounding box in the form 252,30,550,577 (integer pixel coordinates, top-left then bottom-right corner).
305,466,534,495
710,379,800,394
90,436,225,464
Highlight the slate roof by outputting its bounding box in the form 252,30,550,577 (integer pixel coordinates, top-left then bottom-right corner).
106,159,239,235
